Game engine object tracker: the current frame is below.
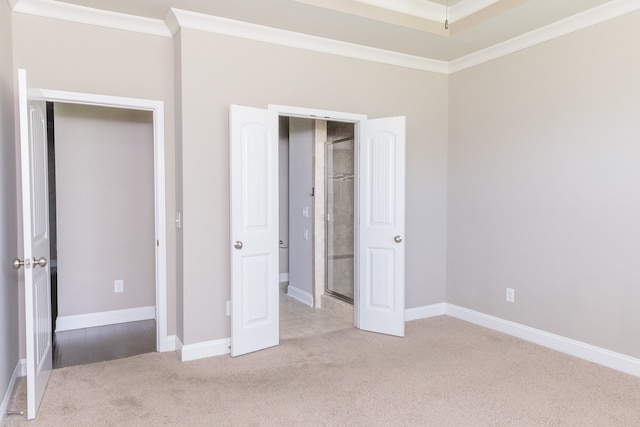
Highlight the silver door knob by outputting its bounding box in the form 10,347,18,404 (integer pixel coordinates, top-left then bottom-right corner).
394,235,403,243
234,241,243,250
33,256,47,268
12,258,26,269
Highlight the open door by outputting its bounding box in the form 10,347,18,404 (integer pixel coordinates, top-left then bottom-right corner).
230,105,279,356
357,116,406,337
17,69,53,419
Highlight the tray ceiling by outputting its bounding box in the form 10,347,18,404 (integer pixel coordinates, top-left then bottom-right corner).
12,0,627,62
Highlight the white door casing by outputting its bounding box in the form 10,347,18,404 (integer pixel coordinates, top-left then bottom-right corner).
358,116,406,337
18,69,53,420
28,81,169,353
230,105,280,357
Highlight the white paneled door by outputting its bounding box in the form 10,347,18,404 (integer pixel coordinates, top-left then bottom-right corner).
18,69,53,419
230,106,406,356
358,117,406,337
230,105,280,357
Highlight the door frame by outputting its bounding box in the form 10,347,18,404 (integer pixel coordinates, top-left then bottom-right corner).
31,87,170,352
268,104,367,327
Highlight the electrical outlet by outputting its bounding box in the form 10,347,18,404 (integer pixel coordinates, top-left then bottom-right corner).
114,280,124,293
506,287,515,303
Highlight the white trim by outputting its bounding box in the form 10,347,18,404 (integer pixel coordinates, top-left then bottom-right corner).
450,0,500,22
32,86,172,352
446,304,640,378
279,273,289,283
169,9,448,74
269,104,368,122
13,0,640,75
12,0,171,37
304,0,498,23
286,285,314,307
174,335,184,360
352,0,444,21
449,0,640,73
163,335,178,352
404,303,446,321
179,338,231,362
0,360,25,425
55,306,155,332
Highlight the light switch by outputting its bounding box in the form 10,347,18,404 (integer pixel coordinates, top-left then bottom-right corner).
302,206,309,217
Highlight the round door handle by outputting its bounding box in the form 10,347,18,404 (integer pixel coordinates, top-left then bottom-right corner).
394,235,403,243
12,258,26,269
234,241,243,250
33,256,47,268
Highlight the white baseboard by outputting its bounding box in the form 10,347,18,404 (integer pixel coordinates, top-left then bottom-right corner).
174,336,184,357
179,338,231,362
1,360,26,426
56,306,156,331
279,273,289,283
404,303,446,321
445,304,640,378
287,285,313,307
161,335,179,352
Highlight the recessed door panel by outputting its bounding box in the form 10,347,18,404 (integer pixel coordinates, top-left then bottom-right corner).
358,116,405,337
230,105,279,357
18,69,53,419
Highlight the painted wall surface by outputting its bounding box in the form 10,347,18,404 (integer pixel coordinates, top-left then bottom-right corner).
54,103,155,316
177,30,449,344
288,118,314,297
448,10,640,358
173,30,184,343
12,14,177,343
278,117,289,276
0,0,18,418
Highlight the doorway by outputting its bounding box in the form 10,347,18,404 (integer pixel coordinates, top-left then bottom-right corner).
279,117,356,339
46,102,157,368
32,85,170,351
230,104,405,357
281,118,356,305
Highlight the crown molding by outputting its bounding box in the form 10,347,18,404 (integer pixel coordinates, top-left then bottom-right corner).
352,0,500,22
10,0,640,76
353,0,443,21
449,0,640,74
450,0,500,22
168,8,449,74
11,0,171,37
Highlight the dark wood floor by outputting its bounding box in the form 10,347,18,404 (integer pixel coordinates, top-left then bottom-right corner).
52,319,156,369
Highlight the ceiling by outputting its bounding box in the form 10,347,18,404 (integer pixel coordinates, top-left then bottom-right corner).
17,0,621,61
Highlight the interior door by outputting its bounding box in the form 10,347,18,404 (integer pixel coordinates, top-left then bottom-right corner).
17,69,53,419
357,116,406,337
230,105,279,356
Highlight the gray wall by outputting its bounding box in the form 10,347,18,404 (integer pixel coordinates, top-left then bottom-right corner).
13,4,637,365
54,103,155,317
288,118,314,297
447,10,640,358
176,29,449,344
278,117,289,276
0,0,18,420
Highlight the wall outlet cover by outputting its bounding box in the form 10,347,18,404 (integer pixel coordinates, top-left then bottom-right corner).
114,280,124,293
506,287,515,303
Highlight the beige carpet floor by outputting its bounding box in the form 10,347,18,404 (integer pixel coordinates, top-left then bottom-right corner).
7,316,640,426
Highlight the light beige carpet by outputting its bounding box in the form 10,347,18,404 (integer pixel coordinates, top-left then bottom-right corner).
7,316,640,426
